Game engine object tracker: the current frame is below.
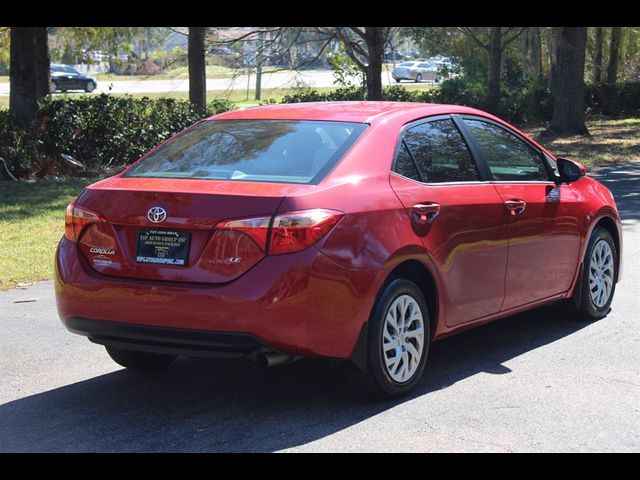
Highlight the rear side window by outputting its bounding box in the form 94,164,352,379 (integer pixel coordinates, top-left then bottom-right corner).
394,142,421,181
402,119,479,183
463,119,549,181
125,120,368,184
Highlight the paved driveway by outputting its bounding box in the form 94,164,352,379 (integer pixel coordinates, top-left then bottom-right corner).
1,163,639,452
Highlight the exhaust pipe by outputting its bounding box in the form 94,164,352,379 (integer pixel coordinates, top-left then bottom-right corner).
251,350,297,367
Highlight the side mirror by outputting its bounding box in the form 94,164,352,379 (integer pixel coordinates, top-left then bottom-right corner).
557,157,586,184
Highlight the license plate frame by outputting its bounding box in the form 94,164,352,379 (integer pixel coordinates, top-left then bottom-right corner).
136,229,191,266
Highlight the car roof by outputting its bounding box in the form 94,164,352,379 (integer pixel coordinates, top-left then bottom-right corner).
210,101,493,125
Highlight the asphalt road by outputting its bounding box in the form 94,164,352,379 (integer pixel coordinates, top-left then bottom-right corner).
0,69,408,96
1,163,639,452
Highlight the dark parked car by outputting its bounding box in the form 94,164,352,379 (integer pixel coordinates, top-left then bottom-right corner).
50,64,97,93
384,51,406,61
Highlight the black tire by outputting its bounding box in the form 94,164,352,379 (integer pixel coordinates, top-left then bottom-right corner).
395,78,401,83
85,81,95,93
571,227,617,320
415,73,422,83
349,278,431,399
50,81,58,93
105,346,176,371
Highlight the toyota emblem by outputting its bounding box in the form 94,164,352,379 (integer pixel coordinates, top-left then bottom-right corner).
147,207,167,224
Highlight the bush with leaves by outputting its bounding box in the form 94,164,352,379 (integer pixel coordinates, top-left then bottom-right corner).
0,94,235,178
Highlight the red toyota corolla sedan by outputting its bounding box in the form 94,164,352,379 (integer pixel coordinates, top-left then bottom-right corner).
55,102,622,398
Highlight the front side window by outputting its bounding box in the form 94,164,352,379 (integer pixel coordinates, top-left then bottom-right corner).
463,119,549,182
402,119,479,183
125,120,368,184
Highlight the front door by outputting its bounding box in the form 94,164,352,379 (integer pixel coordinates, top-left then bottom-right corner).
390,116,509,327
460,117,582,310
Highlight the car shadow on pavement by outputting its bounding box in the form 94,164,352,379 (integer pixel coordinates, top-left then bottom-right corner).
0,306,593,452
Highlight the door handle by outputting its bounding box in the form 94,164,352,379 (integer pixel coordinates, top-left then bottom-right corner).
412,203,440,225
504,199,526,216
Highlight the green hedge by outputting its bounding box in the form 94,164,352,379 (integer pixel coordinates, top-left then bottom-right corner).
2,81,639,179
0,94,235,177
279,79,640,124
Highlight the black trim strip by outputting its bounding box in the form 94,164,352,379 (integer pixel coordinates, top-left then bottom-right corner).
65,317,274,358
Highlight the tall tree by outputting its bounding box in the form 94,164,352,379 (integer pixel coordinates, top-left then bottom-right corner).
592,26,604,83
334,27,389,100
520,27,542,80
458,27,526,113
34,27,51,98
188,27,206,114
548,27,589,135
9,27,49,129
607,26,622,84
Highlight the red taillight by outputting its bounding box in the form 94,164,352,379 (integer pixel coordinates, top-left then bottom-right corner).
215,209,343,255
215,215,272,251
269,209,343,254
64,202,107,243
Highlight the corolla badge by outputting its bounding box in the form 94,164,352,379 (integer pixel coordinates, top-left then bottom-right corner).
147,207,167,224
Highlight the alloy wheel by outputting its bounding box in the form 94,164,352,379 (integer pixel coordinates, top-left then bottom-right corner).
589,239,614,308
382,294,425,383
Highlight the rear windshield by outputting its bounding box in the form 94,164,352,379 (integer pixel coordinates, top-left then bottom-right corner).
124,119,368,184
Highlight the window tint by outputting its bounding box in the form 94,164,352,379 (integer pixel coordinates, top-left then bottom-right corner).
403,119,479,183
393,142,420,181
463,119,549,181
125,120,367,184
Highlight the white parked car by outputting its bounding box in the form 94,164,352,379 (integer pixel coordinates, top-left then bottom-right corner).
391,61,439,83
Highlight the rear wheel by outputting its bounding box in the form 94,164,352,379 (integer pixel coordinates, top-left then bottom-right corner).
415,73,422,83
349,278,430,398
571,227,617,320
105,346,176,371
50,81,57,93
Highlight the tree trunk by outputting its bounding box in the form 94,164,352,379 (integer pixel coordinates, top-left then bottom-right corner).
592,26,604,83
486,27,502,113
606,26,622,84
548,27,589,136
188,27,206,114
549,27,560,96
364,27,385,100
521,27,542,81
34,27,51,99
9,27,39,130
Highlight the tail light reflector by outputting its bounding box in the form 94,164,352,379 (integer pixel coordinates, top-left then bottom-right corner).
215,209,343,255
64,202,107,243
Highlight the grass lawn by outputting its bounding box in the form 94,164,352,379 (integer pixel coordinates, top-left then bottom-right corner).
0,116,638,291
523,117,640,169
93,64,283,82
0,178,96,290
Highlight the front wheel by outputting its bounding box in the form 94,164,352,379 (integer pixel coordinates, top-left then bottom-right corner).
105,346,176,371
572,227,617,320
85,81,96,93
50,81,57,93
349,278,430,398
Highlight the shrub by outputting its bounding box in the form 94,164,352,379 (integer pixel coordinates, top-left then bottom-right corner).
586,82,640,117
0,94,236,178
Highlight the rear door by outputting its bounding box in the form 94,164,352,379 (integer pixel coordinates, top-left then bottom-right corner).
458,116,582,310
389,115,509,327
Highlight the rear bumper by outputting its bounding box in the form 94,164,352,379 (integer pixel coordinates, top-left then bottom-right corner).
66,316,271,358
55,237,381,358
